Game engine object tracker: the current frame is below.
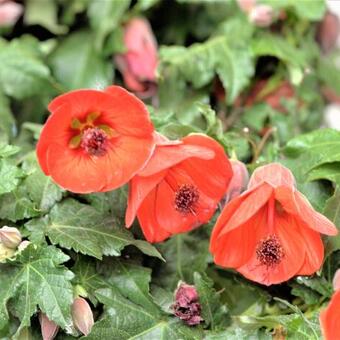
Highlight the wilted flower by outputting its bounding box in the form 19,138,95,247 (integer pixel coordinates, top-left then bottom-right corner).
224,159,249,203
0,243,15,262
72,297,94,336
210,163,338,286
0,0,23,27
249,4,274,27
36,86,155,193
115,17,158,98
39,313,59,340
172,282,203,326
320,269,340,339
0,226,21,249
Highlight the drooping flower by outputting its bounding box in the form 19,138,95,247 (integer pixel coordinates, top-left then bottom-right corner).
125,133,233,243
210,163,338,286
39,313,59,340
72,297,94,336
317,11,340,53
172,282,203,326
0,0,23,27
320,269,340,340
37,86,155,193
115,17,158,98
224,159,249,204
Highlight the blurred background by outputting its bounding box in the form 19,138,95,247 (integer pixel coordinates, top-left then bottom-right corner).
1,0,340,161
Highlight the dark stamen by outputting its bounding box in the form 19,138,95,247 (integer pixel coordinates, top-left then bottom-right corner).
174,184,199,214
81,127,108,157
256,234,284,268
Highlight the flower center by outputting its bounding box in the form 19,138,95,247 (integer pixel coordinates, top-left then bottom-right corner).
256,234,284,268
174,184,199,214
80,127,108,157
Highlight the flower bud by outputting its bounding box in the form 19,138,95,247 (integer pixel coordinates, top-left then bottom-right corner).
39,313,59,340
18,240,30,252
237,0,256,13
0,1,23,27
0,226,21,249
115,17,158,98
249,4,274,27
72,297,94,336
317,11,340,53
172,282,203,326
225,160,249,203
0,243,15,262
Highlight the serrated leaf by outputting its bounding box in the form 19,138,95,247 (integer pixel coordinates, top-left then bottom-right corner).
25,199,163,260
193,272,229,330
0,159,22,195
84,288,203,340
0,92,16,141
0,39,51,99
159,36,253,104
324,188,340,252
0,144,20,158
49,31,113,90
308,162,340,187
0,244,73,333
106,258,160,315
205,328,271,340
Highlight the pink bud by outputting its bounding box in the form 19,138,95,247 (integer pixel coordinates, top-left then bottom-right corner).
0,1,23,27
18,240,30,252
0,226,22,249
237,0,256,13
317,11,340,53
172,282,203,326
115,17,158,98
225,160,249,203
72,297,94,336
249,4,274,27
333,269,340,291
39,313,59,340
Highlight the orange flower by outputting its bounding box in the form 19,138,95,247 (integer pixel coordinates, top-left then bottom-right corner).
125,133,232,243
37,86,155,193
210,163,338,286
320,269,340,340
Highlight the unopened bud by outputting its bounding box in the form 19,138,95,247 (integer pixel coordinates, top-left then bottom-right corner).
237,0,256,13
172,282,203,326
333,269,340,291
249,4,274,27
224,160,249,204
0,243,15,262
72,297,94,336
0,226,21,248
18,240,30,252
39,313,59,340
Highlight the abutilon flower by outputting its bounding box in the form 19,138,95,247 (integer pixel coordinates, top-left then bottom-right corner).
210,163,338,286
0,226,21,248
125,133,233,243
317,11,340,53
36,86,155,193
72,297,94,336
320,269,340,340
0,0,23,27
115,17,158,98
39,313,59,340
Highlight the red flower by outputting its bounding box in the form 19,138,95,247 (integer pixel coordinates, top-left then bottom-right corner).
37,86,155,193
115,17,158,98
210,163,338,286
125,133,232,243
320,269,340,340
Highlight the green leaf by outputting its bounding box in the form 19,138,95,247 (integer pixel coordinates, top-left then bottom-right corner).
324,188,340,252
0,159,22,195
25,199,163,260
87,0,130,50
106,258,160,315
284,129,340,178
0,39,52,99
25,0,68,34
0,144,20,158
159,36,254,104
156,229,211,290
205,328,271,340
48,31,113,90
84,288,204,340
0,92,16,142
0,244,73,333
308,163,340,187
193,272,229,330
134,0,160,11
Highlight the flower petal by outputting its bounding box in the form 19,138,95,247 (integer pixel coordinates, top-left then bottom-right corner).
248,163,296,189
320,291,340,340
